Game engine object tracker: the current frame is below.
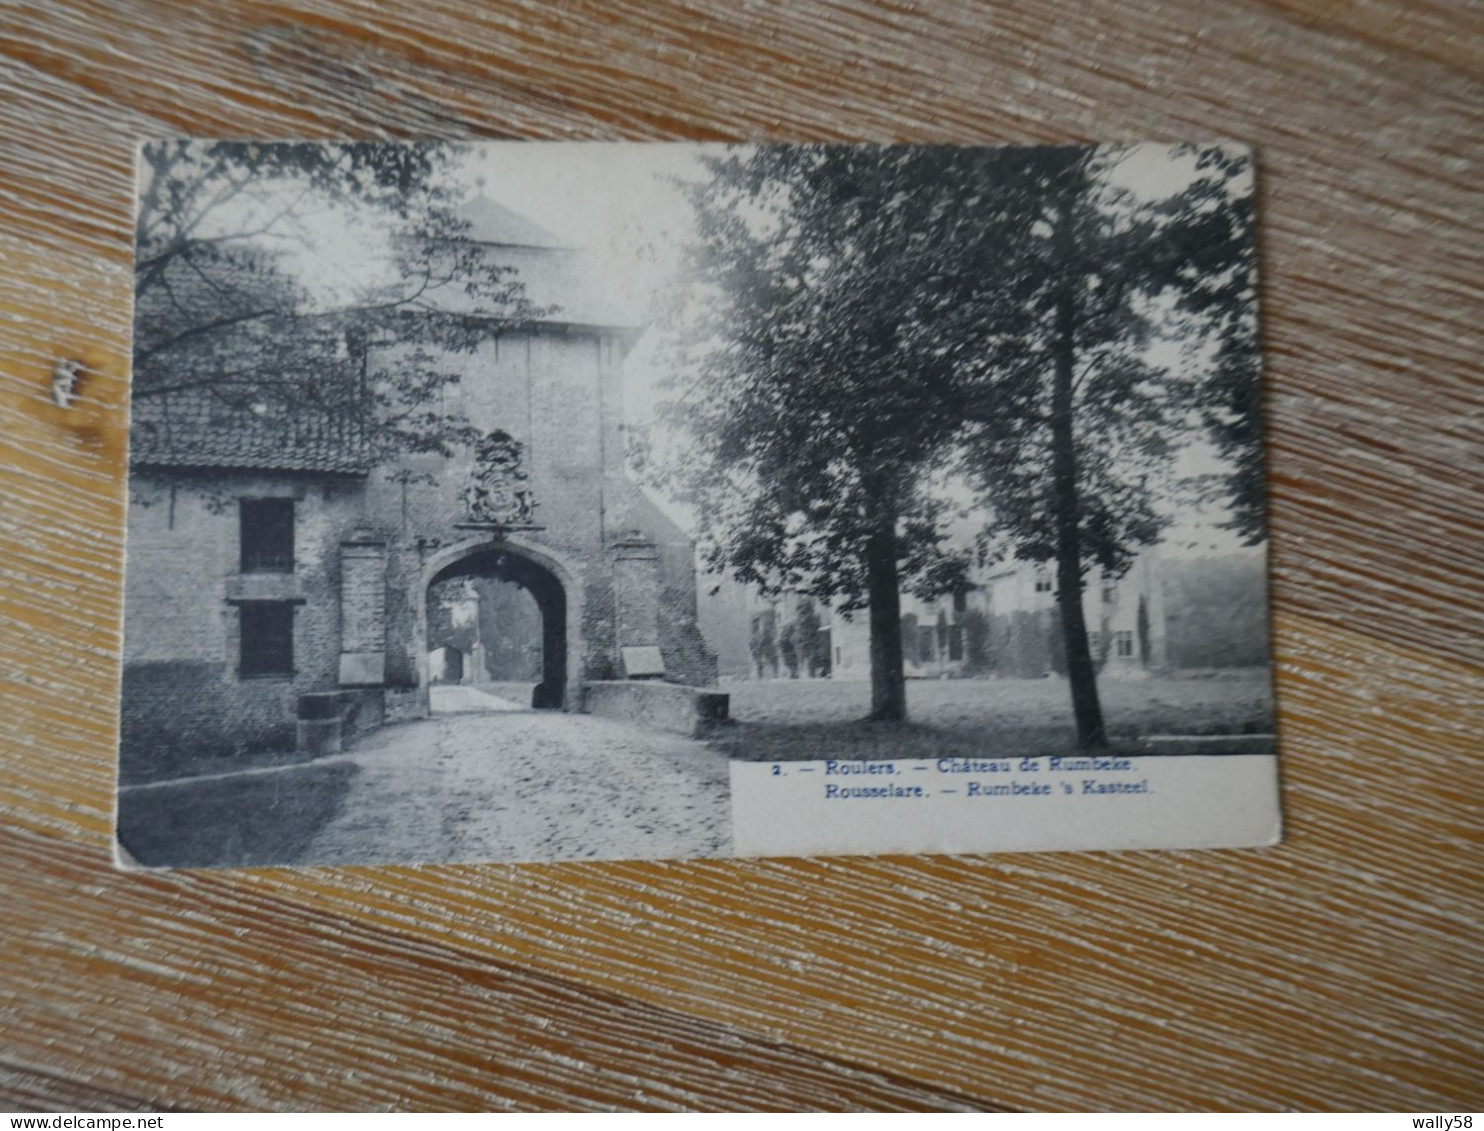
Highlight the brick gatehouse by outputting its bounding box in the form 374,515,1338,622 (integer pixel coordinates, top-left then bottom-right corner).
121,197,715,776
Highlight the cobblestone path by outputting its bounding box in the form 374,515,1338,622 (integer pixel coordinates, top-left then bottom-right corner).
300,706,732,866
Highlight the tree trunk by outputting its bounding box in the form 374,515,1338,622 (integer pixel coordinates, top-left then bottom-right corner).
1050,279,1108,753
865,510,907,722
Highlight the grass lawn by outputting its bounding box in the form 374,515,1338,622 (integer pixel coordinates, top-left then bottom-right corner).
116,760,360,868
712,671,1275,762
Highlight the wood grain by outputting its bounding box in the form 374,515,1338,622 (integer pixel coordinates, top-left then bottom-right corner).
1,0,1481,1112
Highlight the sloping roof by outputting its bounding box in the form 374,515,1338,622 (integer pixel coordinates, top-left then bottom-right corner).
416,239,637,330
130,391,371,474
130,250,371,475
454,196,568,249
611,479,694,547
425,195,637,328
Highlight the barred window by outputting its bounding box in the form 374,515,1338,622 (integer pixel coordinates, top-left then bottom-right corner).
240,498,294,573
240,602,294,678
1114,630,1135,658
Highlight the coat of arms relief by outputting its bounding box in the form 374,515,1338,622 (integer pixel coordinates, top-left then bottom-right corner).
461,429,537,526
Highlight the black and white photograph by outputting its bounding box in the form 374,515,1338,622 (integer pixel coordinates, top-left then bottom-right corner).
116,140,1277,869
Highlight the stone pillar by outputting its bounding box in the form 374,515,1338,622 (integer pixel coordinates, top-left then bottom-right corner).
297,691,343,756
339,527,387,686
611,529,661,655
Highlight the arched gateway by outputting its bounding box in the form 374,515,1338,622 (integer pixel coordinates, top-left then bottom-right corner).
423,538,581,710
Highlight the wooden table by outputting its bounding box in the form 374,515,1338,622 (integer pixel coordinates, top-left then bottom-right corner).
2,0,1480,1112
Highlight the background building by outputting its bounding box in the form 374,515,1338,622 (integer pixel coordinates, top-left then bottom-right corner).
699,542,1267,684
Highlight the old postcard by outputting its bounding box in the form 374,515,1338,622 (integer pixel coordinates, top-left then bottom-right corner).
116,141,1279,868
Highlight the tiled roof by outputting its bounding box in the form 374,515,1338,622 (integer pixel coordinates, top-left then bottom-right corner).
130,250,371,474
130,390,371,474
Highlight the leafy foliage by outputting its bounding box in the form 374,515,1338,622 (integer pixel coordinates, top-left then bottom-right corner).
654,147,1046,607
961,147,1257,580
1169,147,1264,544
133,141,541,464
651,143,1260,728
652,147,1066,717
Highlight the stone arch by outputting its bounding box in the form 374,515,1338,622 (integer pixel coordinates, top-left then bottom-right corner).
421,535,585,709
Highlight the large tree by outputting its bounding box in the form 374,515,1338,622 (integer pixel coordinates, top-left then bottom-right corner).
960,145,1259,751
1162,147,1264,543
133,141,539,463
654,147,1043,720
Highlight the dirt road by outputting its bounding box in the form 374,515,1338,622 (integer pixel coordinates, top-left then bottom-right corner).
300,699,732,866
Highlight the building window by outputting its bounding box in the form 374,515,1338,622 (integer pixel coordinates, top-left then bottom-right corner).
1087,630,1101,653
1034,573,1053,593
1114,630,1134,659
948,625,964,661
918,626,936,661
240,602,294,677
240,499,294,573
953,589,968,614
1102,585,1117,604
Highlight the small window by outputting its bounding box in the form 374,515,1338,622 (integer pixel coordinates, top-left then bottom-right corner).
241,499,294,573
1102,585,1117,604
952,589,968,614
918,626,936,660
1114,630,1135,658
1034,572,1053,593
240,602,294,677
1087,630,1101,652
948,625,964,661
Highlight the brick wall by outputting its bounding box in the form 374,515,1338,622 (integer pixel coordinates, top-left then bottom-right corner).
121,469,369,780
